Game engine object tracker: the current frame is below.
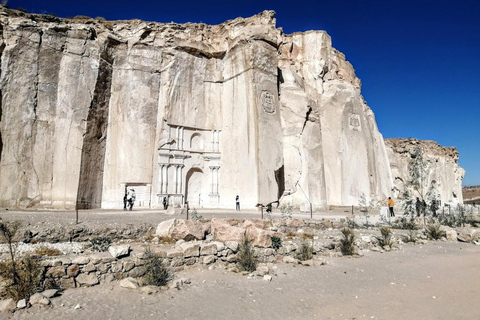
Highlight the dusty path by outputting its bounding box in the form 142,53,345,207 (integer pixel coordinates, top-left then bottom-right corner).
7,241,480,320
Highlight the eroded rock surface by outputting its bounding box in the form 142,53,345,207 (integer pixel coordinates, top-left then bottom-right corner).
0,8,463,210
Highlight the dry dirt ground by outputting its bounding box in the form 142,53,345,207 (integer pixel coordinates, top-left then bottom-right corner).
1,209,480,320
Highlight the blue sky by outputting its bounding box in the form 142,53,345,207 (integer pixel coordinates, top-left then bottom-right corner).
8,0,480,186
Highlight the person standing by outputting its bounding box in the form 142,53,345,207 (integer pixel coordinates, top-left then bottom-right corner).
123,192,128,211
415,197,421,217
163,196,168,210
236,195,240,211
388,197,395,217
127,189,136,211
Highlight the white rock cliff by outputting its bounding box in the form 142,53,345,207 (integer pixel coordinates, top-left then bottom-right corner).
0,9,463,210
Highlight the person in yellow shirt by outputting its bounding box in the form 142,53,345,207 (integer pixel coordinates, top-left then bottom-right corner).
388,197,395,217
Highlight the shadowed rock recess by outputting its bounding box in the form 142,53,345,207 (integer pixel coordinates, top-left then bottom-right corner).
0,8,464,210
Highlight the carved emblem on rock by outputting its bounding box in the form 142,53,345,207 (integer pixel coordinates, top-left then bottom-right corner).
261,90,275,114
349,113,361,131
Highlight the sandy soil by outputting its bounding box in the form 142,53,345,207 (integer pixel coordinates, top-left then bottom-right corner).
4,241,480,320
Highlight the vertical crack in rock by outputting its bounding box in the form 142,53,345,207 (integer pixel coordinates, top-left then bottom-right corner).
277,67,284,97
76,40,116,209
300,106,313,135
274,165,285,200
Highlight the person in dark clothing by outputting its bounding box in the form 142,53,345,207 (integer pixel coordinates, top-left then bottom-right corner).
123,193,128,211
163,197,168,210
266,203,272,213
236,195,240,211
415,197,421,217
127,189,136,211
430,199,438,217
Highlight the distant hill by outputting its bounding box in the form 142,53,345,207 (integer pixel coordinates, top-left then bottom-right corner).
463,186,480,204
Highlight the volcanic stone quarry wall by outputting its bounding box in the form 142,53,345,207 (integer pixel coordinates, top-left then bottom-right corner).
0,8,463,210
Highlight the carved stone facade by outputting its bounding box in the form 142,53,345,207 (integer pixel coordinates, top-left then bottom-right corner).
156,124,222,208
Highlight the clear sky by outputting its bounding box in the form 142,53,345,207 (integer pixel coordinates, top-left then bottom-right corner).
7,0,480,186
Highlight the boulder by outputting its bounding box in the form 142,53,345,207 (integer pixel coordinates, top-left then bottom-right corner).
76,273,99,287
16,299,27,310
200,243,218,256
72,256,90,265
211,219,245,243
46,266,66,278
29,293,50,306
41,289,59,298
225,241,239,253
444,228,458,241
83,262,96,273
108,245,131,258
457,227,480,243
0,299,16,313
202,255,216,265
245,227,273,247
120,277,139,289
283,256,299,264
179,243,201,257
155,219,177,237
170,220,209,241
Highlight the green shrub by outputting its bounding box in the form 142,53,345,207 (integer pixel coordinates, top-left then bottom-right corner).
377,226,394,248
339,228,355,256
90,236,112,252
190,209,203,220
425,223,446,240
271,236,282,250
237,237,257,272
142,247,172,287
296,240,314,261
394,217,419,230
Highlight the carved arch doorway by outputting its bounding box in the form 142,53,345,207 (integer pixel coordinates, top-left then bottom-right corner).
185,168,203,207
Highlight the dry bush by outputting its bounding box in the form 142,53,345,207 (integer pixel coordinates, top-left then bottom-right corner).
377,226,394,248
339,228,355,256
285,231,296,238
33,245,62,256
237,237,257,272
0,255,43,300
158,236,176,244
142,248,172,287
425,223,446,240
301,233,314,240
296,240,314,261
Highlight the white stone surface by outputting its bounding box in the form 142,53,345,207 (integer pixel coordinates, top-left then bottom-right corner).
108,245,131,258
0,9,463,211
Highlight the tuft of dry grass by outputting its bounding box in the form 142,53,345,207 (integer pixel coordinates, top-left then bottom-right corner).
33,245,62,256
158,236,176,244
301,233,314,240
286,231,296,238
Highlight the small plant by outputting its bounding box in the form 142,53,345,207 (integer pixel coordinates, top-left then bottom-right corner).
403,230,417,243
279,204,293,219
296,240,314,261
0,255,43,301
285,231,296,238
90,236,112,252
0,221,44,300
377,226,394,248
158,236,176,244
271,236,282,250
301,233,314,240
142,247,172,287
33,245,62,256
237,236,257,272
346,218,359,229
394,217,418,230
425,223,446,240
190,209,203,220
339,228,355,256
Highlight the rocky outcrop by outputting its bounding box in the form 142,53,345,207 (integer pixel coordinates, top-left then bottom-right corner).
385,138,465,204
0,8,462,210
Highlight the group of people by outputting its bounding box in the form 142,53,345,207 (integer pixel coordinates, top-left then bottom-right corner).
387,196,440,217
123,189,136,211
